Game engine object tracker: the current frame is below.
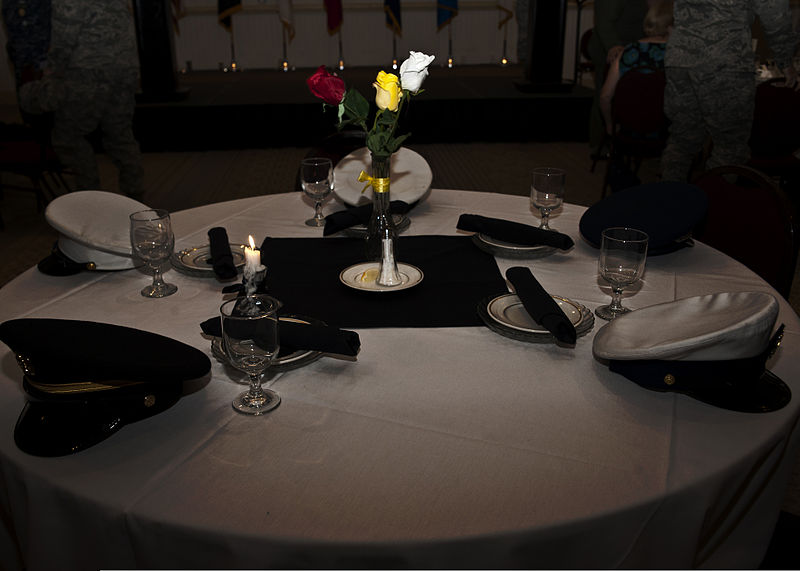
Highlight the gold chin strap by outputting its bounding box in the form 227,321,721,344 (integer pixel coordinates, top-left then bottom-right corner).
25,377,145,394
357,171,390,194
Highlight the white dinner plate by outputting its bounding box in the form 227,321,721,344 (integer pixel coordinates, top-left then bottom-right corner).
476,233,557,259
172,243,247,276
487,293,583,334
339,262,423,292
333,147,433,206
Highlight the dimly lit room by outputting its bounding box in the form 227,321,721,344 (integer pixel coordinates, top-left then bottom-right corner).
1,0,800,568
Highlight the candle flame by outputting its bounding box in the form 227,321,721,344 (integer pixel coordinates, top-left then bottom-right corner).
248,235,256,249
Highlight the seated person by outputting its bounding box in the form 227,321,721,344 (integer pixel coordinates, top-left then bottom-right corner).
599,0,673,136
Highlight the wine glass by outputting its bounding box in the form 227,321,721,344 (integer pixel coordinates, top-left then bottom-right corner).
129,209,178,298
220,294,282,415
595,227,649,321
530,167,565,230
301,157,334,227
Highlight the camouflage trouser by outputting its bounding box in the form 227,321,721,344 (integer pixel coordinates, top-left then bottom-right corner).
50,68,144,198
661,67,755,181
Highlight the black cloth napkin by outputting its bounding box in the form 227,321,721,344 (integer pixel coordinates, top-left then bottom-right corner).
457,214,574,250
505,266,576,346
200,316,361,357
323,201,413,236
258,235,506,328
207,227,238,280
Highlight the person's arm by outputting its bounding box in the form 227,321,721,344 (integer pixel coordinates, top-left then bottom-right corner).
600,53,623,134
755,0,798,83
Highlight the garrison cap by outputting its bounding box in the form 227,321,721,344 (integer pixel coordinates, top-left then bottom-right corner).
0,318,211,456
593,292,789,412
39,190,148,275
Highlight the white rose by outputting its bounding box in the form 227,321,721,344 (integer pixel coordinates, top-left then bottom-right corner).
399,51,435,93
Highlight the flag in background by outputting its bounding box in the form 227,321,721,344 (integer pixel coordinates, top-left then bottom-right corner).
218,0,242,30
279,0,295,41
437,0,457,29
384,0,401,36
324,0,343,34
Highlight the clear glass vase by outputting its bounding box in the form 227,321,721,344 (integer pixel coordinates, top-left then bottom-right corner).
366,153,402,286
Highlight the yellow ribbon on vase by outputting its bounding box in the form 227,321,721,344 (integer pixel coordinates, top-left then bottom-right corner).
358,170,390,194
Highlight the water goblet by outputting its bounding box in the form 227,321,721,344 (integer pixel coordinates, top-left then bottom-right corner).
220,295,282,415
530,167,565,230
301,157,334,227
595,227,649,321
129,209,178,298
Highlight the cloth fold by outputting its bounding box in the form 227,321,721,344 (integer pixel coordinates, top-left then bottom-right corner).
207,227,238,280
201,316,361,357
457,214,574,250
505,266,577,346
323,201,412,236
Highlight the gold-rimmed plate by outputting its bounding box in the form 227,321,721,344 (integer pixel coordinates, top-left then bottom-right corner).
172,243,246,277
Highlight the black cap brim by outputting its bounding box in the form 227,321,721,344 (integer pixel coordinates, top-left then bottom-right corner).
686,369,791,413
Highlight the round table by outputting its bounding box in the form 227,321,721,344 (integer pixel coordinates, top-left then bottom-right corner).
1,189,799,570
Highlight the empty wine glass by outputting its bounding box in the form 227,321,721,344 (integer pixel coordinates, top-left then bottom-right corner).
530,167,565,230
220,294,282,415
301,157,334,227
129,209,178,298
595,227,649,320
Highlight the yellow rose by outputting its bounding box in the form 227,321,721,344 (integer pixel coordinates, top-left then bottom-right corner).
373,71,402,111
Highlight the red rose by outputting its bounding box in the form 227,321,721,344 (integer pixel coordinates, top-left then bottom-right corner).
306,66,346,106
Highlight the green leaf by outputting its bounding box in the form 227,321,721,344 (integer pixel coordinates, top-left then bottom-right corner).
343,88,369,123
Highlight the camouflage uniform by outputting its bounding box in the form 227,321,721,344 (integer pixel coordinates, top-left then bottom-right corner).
46,0,143,199
661,0,798,181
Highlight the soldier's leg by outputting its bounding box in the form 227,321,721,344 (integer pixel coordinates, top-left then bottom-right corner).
661,68,707,182
99,75,144,200
50,83,102,190
701,71,754,170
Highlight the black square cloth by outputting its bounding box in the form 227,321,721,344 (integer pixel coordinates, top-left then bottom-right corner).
259,236,506,328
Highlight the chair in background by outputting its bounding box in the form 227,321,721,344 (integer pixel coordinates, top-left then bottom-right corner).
748,77,800,196
0,121,71,230
601,68,668,196
692,164,798,299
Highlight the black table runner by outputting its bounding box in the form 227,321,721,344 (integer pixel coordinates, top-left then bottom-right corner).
259,236,506,329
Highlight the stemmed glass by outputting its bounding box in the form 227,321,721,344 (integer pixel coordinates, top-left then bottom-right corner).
129,209,178,298
530,167,565,230
220,295,282,415
301,157,334,227
595,227,649,320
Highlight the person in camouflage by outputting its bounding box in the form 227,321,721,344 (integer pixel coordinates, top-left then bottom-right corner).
661,0,799,182
44,0,144,199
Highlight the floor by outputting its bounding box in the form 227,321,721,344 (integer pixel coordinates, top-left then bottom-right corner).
1,109,800,568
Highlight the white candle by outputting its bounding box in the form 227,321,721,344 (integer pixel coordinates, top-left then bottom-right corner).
244,235,261,275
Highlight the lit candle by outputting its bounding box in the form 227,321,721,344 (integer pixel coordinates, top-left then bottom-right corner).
243,235,265,282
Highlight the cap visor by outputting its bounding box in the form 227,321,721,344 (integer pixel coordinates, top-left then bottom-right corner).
687,370,791,413
14,400,124,457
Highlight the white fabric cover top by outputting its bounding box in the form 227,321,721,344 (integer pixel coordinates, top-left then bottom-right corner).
45,191,149,269
593,291,779,361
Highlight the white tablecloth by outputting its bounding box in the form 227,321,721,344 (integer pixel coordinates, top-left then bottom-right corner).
1,189,799,569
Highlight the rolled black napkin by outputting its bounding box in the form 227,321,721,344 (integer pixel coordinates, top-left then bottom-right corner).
505,266,576,346
201,316,361,357
457,214,574,250
207,227,238,280
323,200,412,236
